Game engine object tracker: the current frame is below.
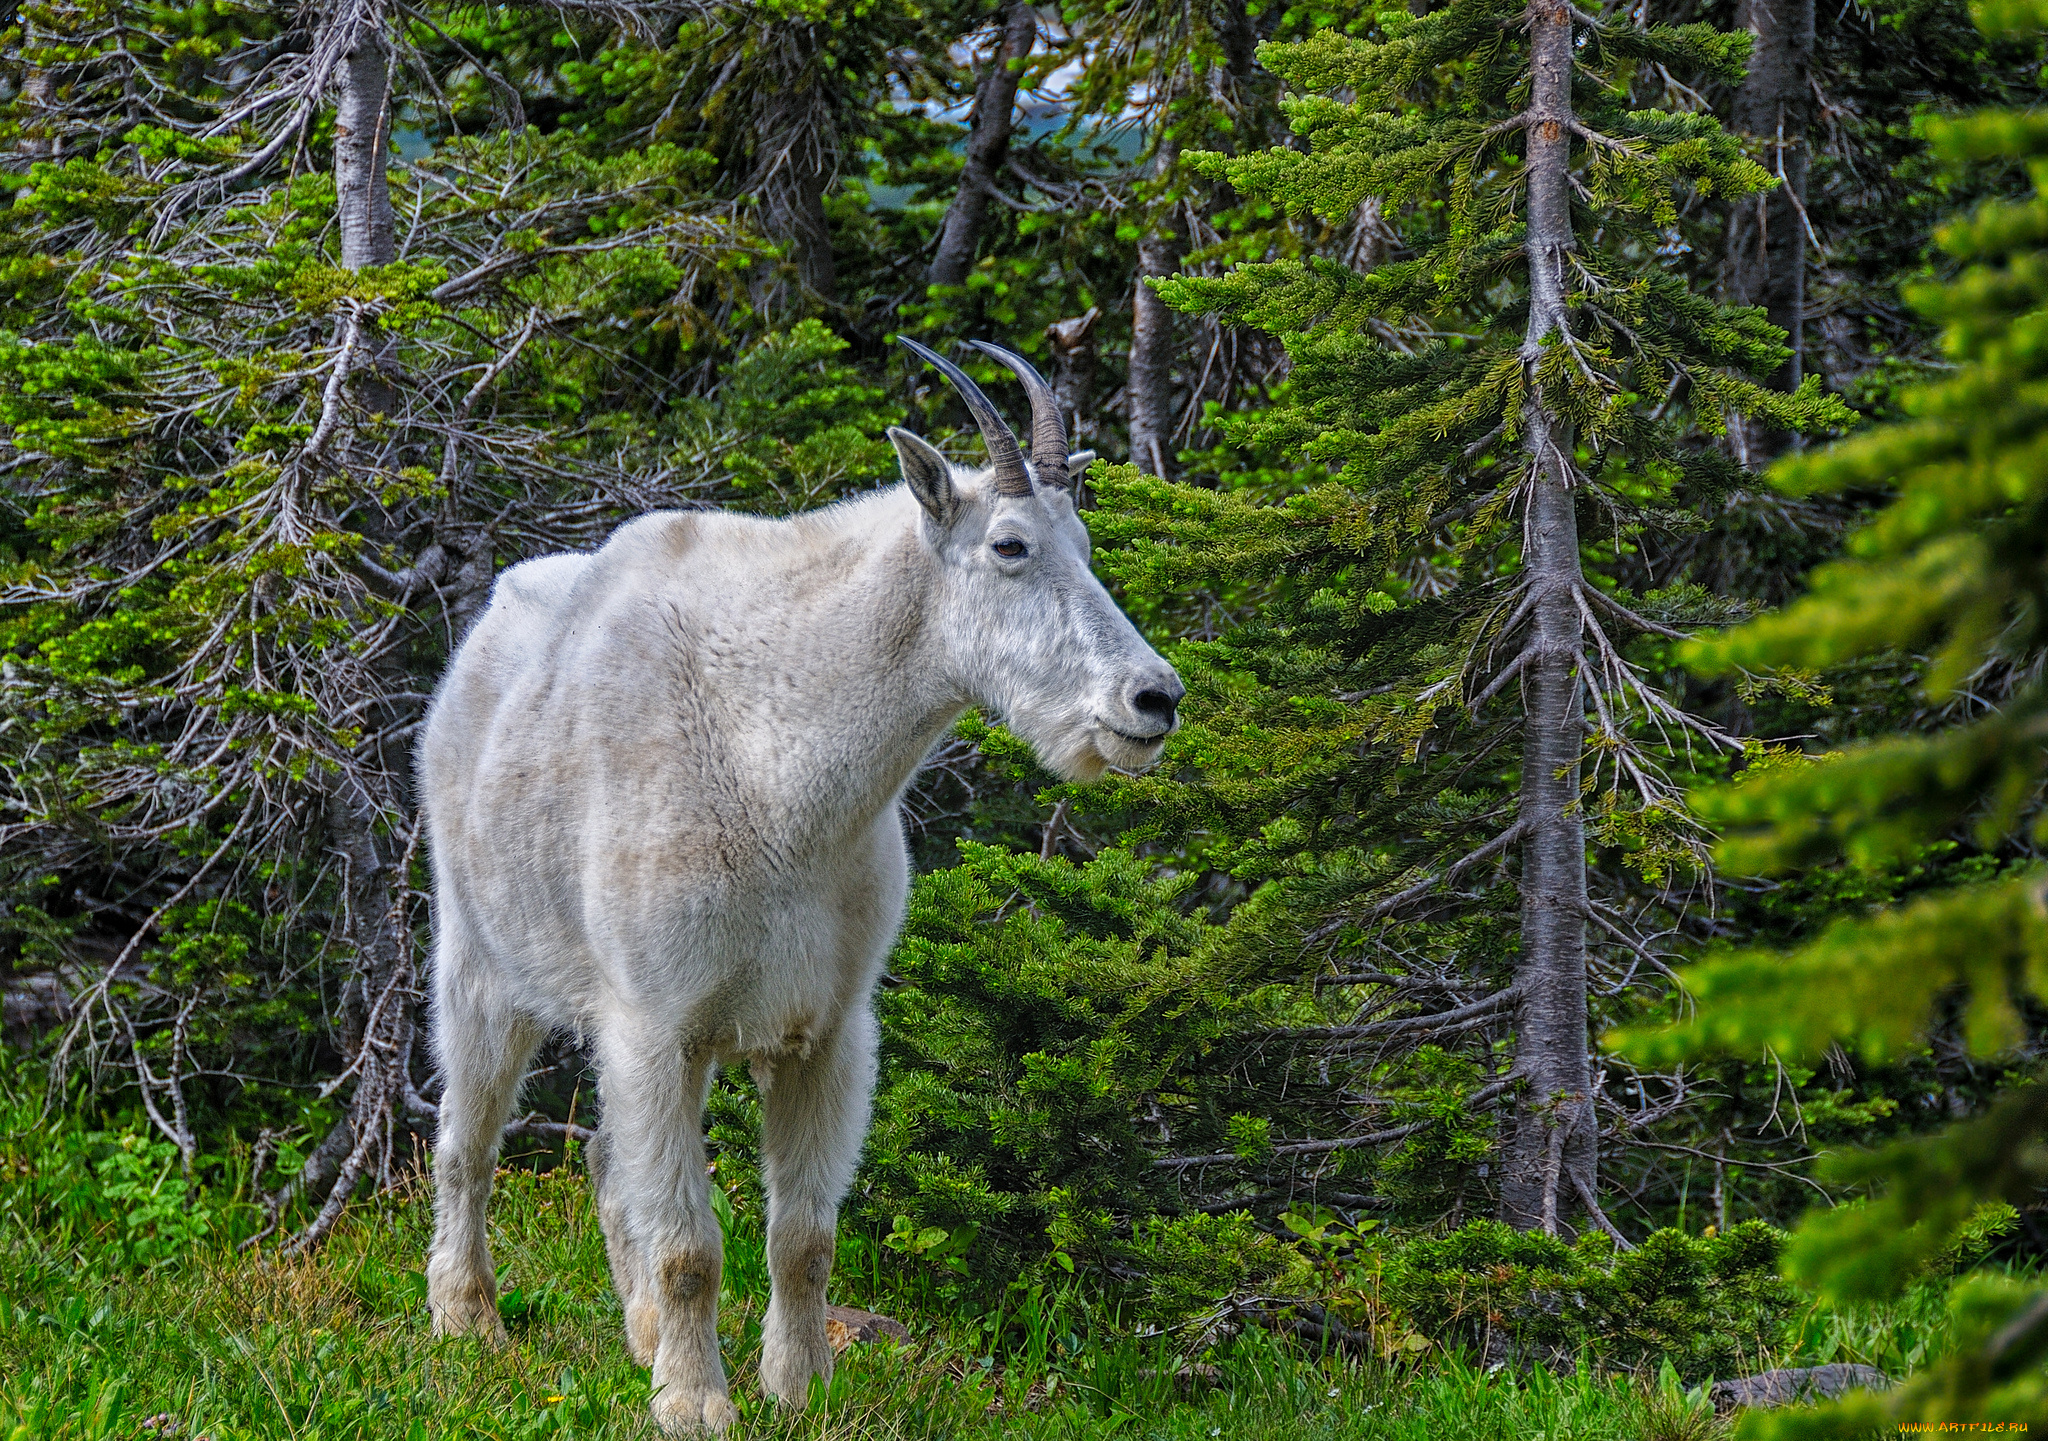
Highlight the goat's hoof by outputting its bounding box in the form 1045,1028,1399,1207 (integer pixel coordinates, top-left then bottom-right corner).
429,1294,509,1346
650,1386,739,1435
428,1285,507,1350
759,1341,833,1407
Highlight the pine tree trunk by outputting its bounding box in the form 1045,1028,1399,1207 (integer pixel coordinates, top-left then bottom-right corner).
1724,0,1814,465
16,19,55,176
334,28,395,272
761,130,838,305
1498,0,1597,1234
1217,0,1258,84
1128,134,1183,479
926,2,1037,291
284,15,423,1249
1047,307,1101,447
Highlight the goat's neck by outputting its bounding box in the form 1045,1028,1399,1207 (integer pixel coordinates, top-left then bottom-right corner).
717,506,964,842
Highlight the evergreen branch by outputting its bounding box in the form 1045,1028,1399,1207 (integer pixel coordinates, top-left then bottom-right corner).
1255,984,1522,1043
1469,648,1532,710
1151,1122,1431,1168
1475,572,1547,666
1185,1188,1391,1215
503,1111,599,1145
200,96,318,200
1568,1169,1635,1249
301,305,370,474
1153,1079,1516,1169
1579,582,1692,640
1338,820,1529,926
1622,1138,1832,1198
1582,901,1684,987
1314,970,1492,992
1567,119,1639,155
48,799,263,1097
438,305,544,502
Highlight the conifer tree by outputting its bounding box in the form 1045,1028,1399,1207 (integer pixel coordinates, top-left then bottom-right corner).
1095,0,1847,1230
1619,0,2048,1417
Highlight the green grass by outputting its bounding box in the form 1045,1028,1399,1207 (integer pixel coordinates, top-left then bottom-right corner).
0,1159,1740,1441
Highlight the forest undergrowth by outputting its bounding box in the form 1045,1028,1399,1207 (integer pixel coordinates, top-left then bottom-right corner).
0,1066,2019,1441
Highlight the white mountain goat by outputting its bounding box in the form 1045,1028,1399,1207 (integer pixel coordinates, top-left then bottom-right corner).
418,338,1183,1434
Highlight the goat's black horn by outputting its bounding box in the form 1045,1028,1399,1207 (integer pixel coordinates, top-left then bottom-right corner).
897,337,1032,497
966,340,1070,492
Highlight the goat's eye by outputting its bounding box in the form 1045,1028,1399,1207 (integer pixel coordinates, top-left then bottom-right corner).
992,538,1028,560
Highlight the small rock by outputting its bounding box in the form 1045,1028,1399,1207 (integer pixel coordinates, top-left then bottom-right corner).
824,1304,910,1353
1708,1364,1890,1414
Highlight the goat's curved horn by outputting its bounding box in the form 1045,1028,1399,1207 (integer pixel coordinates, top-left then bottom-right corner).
897,337,1033,497
966,341,1070,492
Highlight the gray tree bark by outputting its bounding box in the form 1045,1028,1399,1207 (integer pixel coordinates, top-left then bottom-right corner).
759,127,837,304
926,2,1037,291
17,22,55,171
1497,0,1597,1234
277,15,425,1250
1047,307,1101,446
1724,0,1815,465
334,28,395,272
1127,133,1183,479
1217,0,1258,85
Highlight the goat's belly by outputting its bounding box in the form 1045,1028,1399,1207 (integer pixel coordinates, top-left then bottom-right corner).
463,810,910,1046
605,860,905,1032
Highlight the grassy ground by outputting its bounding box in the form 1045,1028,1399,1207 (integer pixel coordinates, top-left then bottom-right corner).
0,1159,1750,1441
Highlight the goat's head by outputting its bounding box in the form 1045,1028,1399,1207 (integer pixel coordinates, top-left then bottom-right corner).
891,337,1184,783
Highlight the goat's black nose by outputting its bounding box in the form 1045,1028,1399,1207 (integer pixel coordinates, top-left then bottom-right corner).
1133,680,1184,726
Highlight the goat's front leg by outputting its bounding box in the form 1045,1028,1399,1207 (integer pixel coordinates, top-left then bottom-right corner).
586,1126,655,1365
753,1009,878,1407
598,1030,736,1436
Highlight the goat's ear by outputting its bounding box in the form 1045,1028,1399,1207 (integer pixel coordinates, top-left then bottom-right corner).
1051,450,1098,511
889,426,956,526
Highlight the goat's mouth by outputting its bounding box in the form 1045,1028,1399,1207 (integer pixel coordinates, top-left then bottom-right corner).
1099,720,1169,747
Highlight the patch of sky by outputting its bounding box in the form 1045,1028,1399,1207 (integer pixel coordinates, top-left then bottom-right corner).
865,43,1146,212
394,125,435,164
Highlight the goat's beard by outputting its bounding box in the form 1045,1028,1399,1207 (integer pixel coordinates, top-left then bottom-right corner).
1045,737,1114,784
1008,710,1163,784
991,700,1103,784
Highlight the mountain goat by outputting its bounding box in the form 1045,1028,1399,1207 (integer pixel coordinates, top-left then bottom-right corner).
418,338,1183,1434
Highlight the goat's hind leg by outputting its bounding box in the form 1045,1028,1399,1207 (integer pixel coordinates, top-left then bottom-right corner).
755,1010,878,1407
425,915,543,1342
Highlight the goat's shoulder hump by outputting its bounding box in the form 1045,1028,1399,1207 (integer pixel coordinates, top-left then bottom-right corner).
492,551,592,616
488,511,709,616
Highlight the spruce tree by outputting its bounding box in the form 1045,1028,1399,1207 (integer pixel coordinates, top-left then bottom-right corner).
1619,0,2048,1419
1092,0,1848,1230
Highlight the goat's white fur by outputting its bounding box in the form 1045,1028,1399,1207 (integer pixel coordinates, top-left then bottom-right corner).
420,442,1179,1435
